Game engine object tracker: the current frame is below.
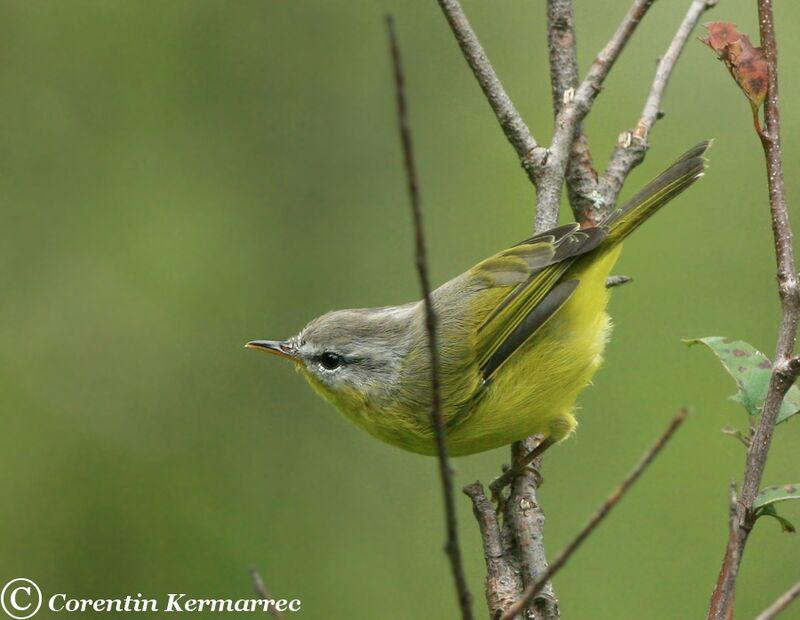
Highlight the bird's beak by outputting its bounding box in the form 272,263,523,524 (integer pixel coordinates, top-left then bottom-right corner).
245,339,297,361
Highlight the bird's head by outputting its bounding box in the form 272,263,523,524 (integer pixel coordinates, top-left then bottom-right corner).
247,305,418,410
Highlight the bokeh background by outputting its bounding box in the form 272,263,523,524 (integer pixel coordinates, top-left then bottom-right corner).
0,1,798,618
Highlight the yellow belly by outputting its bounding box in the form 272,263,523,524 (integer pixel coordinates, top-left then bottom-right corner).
445,245,622,456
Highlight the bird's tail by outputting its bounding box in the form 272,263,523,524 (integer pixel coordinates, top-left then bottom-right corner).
602,141,711,247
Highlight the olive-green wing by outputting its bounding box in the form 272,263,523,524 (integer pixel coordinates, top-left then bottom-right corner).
470,141,709,384
480,279,579,379
473,224,606,381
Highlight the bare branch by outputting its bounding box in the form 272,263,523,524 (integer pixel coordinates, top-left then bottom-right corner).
709,480,743,619
430,3,717,619
564,0,657,223
708,2,800,617
599,0,717,208
436,0,544,189
538,0,660,229
505,438,559,620
249,568,286,620
476,4,693,615
576,0,658,111
546,0,580,113
634,0,717,140
385,15,474,620
546,0,599,227
464,482,522,617
501,408,688,620
755,582,800,620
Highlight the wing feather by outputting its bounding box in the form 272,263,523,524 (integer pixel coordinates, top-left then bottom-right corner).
480,280,578,379
467,141,709,384
473,225,606,379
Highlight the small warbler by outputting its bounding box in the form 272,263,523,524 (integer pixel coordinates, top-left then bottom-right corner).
248,142,708,456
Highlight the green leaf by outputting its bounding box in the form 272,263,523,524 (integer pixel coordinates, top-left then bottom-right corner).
684,337,800,423
757,505,796,534
753,484,800,509
755,483,800,534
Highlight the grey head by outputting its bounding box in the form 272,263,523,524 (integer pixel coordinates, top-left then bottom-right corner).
247,302,421,406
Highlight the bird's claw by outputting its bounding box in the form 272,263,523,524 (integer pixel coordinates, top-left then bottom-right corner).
489,462,544,512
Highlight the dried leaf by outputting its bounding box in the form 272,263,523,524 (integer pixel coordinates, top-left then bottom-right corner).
702,22,768,112
703,21,740,55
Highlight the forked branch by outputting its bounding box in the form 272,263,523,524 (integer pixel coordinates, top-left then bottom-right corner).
556,0,656,219
435,1,716,618
599,0,718,208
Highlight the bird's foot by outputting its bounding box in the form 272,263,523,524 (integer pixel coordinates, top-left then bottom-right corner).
489,438,553,508
489,462,544,506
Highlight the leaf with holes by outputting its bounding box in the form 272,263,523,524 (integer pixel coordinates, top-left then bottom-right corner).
754,484,800,510
684,337,800,423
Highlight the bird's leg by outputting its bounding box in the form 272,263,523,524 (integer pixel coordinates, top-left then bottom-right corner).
489,437,554,505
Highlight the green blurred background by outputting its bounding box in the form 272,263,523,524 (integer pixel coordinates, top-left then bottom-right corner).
0,1,797,618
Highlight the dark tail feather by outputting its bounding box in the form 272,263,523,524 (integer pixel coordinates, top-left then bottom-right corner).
602,141,711,247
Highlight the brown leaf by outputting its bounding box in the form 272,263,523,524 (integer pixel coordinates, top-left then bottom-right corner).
702,22,768,111
703,21,741,56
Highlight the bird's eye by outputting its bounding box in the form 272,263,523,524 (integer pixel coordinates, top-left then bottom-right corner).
319,352,343,371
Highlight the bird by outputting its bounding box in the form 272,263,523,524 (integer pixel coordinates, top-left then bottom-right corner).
247,142,709,458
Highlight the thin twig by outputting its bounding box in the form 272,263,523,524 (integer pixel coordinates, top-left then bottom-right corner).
708,2,800,617
436,0,544,189
575,0,658,112
556,0,658,137
755,582,800,620
385,15,474,620
501,408,689,620
632,1,716,141
249,568,286,620
599,0,717,208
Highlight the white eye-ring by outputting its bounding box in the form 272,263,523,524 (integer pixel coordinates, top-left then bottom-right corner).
318,352,343,371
